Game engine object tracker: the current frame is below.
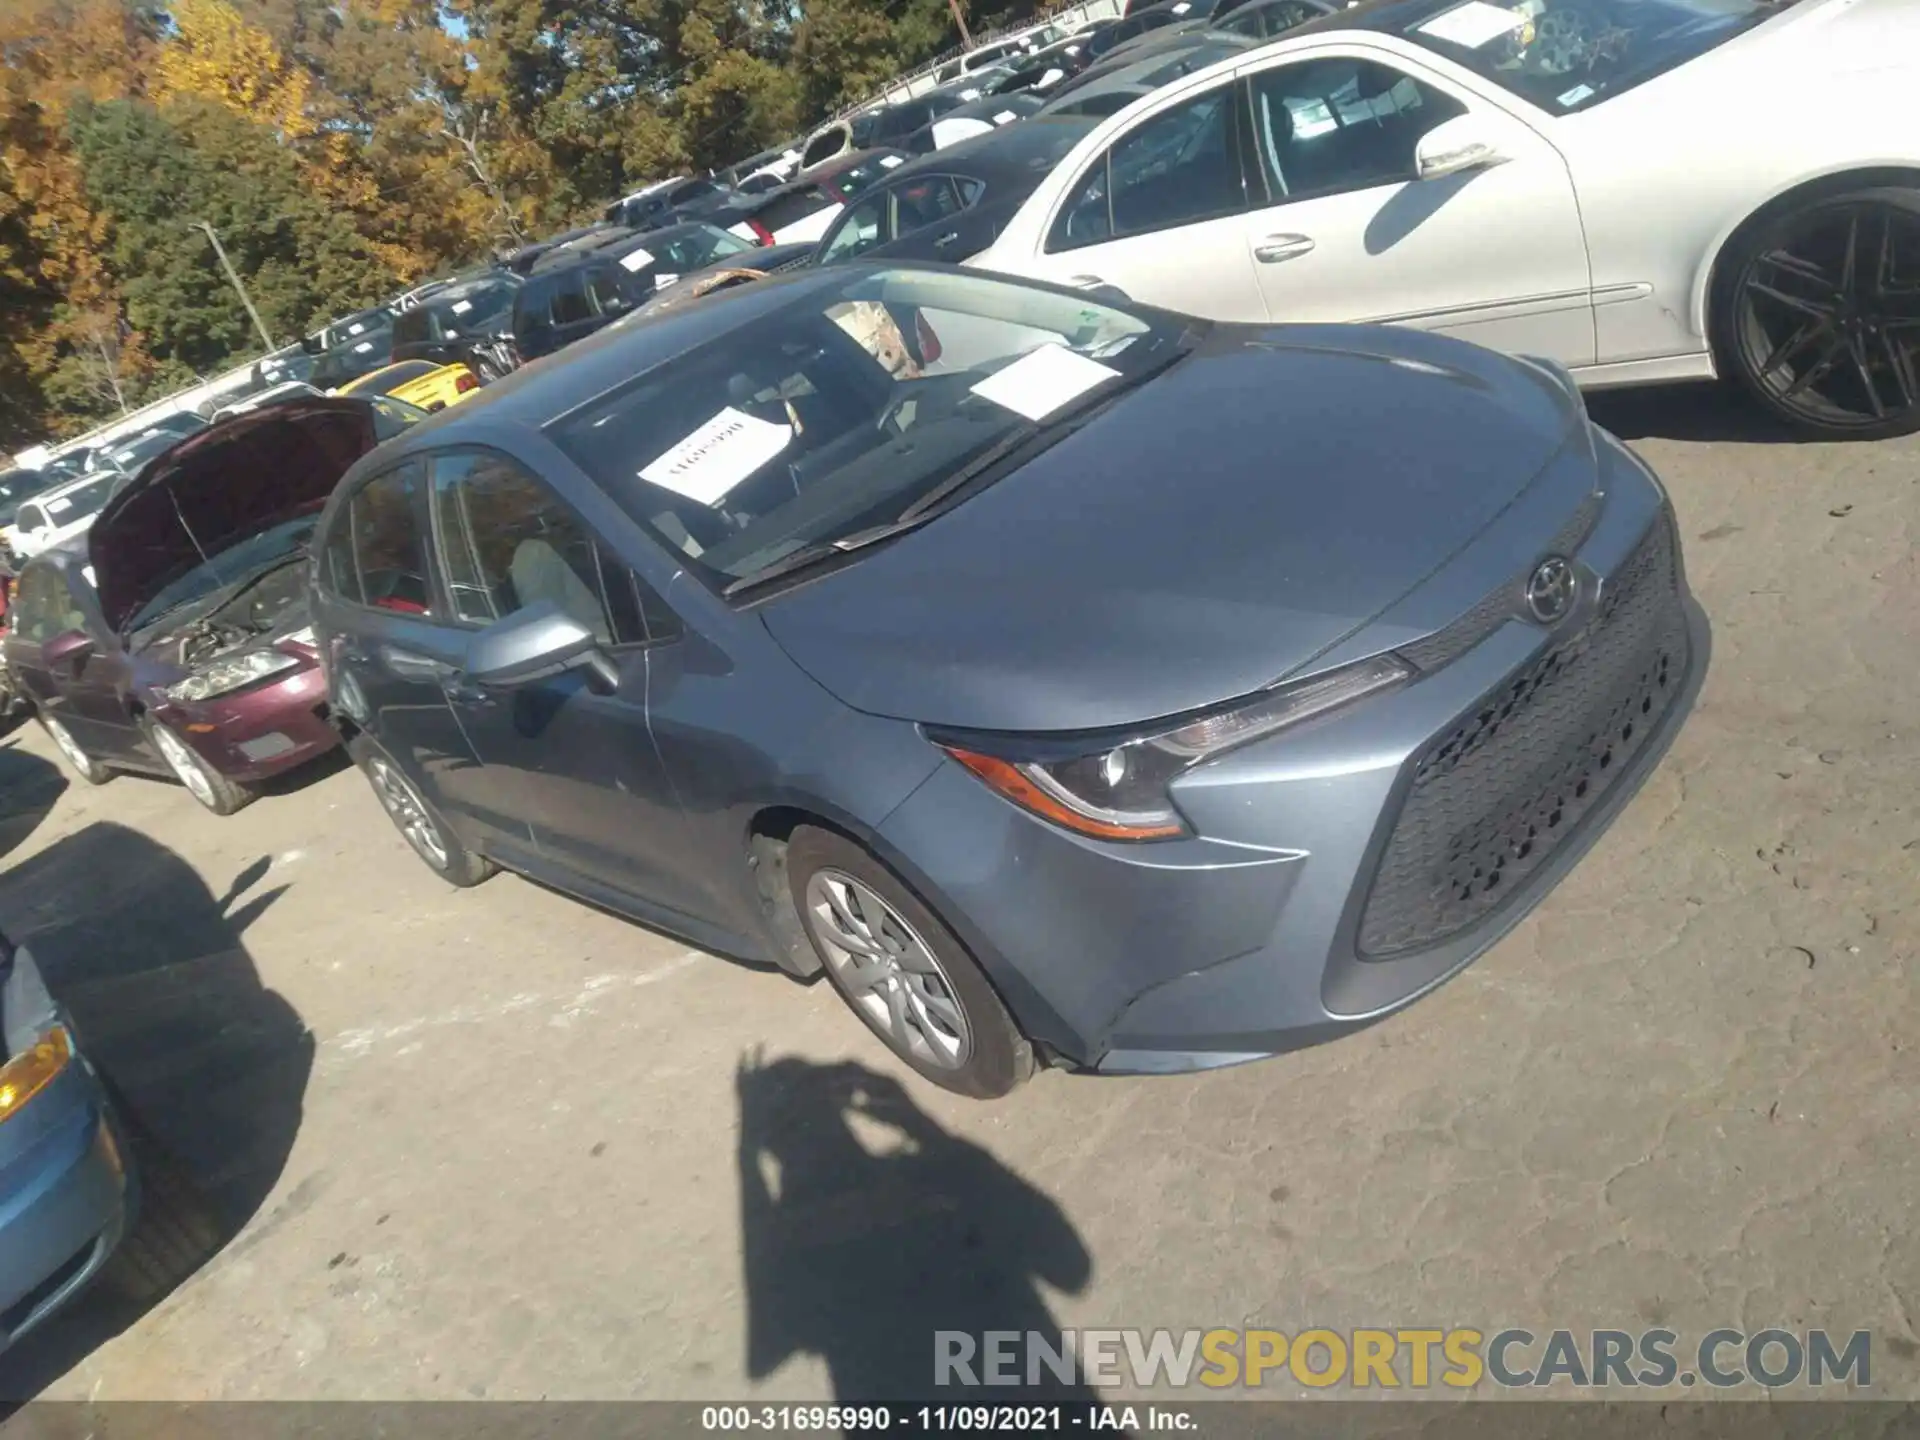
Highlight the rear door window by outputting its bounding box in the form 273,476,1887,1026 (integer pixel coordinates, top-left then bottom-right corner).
1048,84,1246,250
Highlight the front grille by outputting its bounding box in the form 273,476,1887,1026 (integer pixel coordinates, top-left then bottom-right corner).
1357,513,1688,958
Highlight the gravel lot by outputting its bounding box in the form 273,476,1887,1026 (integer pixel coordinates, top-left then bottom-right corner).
0,382,1914,1404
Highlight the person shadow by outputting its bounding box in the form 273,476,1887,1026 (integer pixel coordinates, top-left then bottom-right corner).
737,1053,1099,1408
0,821,312,1402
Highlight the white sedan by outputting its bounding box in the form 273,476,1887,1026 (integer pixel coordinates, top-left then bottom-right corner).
3,470,120,562
972,0,1920,438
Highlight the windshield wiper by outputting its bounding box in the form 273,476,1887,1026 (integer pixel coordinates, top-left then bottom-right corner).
723,339,1196,599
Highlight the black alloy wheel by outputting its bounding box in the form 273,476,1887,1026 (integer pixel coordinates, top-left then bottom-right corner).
1726,188,1920,439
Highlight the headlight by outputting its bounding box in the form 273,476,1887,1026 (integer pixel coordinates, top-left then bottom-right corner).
165,648,301,703
937,654,1410,842
0,1027,70,1123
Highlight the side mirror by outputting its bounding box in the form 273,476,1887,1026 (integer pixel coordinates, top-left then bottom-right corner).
460,602,618,691
43,629,94,668
1414,117,1510,182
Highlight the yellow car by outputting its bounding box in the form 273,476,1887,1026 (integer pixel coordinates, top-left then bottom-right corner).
335,360,481,413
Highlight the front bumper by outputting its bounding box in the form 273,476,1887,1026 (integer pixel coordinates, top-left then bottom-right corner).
0,948,130,1350
876,432,1707,1073
156,661,339,784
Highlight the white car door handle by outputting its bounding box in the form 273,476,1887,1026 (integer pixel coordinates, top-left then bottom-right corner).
1254,234,1317,264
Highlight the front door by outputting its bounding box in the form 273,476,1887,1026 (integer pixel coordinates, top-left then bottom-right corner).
1236,50,1594,363
424,448,699,916
316,458,503,852
7,561,145,762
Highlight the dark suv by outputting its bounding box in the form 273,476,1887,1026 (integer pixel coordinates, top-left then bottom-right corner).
508,256,647,362
389,275,524,370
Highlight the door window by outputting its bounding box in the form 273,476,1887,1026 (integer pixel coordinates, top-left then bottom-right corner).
1047,85,1246,251
14,502,45,536
550,277,596,326
328,460,435,614
10,564,82,644
820,193,891,263
894,177,968,235
1246,58,1465,202
588,268,631,315
428,450,651,646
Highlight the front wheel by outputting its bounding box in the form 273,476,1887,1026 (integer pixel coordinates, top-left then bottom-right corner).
787,826,1032,1099
1717,186,1920,439
39,714,113,786
143,718,255,816
350,734,493,887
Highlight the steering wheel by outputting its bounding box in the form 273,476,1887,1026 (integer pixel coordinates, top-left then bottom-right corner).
1522,6,1606,74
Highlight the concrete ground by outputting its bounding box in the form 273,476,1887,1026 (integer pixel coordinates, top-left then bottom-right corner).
0,382,1914,1405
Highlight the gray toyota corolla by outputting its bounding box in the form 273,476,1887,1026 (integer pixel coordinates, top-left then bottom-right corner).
308,263,1707,1098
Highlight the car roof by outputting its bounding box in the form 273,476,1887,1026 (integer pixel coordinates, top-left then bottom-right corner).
892,114,1097,182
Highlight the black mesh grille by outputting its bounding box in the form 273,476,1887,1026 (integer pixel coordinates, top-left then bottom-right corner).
1399,492,1602,674
1357,513,1687,958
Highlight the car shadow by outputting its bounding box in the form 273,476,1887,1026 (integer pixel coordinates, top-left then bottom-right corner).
1585,381,1820,445
0,822,312,1402
0,745,65,868
736,1053,1099,1404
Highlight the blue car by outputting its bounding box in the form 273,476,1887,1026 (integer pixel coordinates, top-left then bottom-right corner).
0,926,214,1350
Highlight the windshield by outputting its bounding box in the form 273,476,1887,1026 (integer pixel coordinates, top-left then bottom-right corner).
550,268,1187,594
125,514,317,633
1398,0,1774,114
108,432,177,472
434,283,518,336
836,155,910,200
657,227,756,272
41,475,116,525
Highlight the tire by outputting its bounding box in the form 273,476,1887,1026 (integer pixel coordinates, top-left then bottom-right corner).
787,825,1032,1099
38,713,113,786
141,716,255,816
1713,184,1920,440
349,733,494,887
102,1094,226,1305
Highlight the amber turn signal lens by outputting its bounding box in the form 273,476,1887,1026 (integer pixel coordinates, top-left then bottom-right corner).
0,1027,72,1123
942,747,1184,841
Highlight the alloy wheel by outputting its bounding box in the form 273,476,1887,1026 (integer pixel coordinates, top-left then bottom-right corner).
1735,199,1920,431
804,869,973,1071
42,717,98,780
365,756,450,870
150,723,218,809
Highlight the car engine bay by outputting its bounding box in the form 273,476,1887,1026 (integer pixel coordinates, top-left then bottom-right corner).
142,559,309,670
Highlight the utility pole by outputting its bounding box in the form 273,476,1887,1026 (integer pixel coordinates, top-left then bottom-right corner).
190,221,278,354
947,0,974,48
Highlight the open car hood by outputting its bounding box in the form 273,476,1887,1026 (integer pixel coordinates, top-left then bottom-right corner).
89,398,378,636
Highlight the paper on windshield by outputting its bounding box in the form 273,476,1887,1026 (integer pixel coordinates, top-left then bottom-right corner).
355,341,376,353
993,110,1018,124
348,322,367,336
879,156,904,168
1416,1,1527,47
619,247,655,273
1557,82,1595,106
450,299,474,315
969,343,1119,423
656,272,680,286
47,496,72,515
640,407,792,505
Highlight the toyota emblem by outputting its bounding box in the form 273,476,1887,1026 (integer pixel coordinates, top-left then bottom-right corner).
1525,556,1578,624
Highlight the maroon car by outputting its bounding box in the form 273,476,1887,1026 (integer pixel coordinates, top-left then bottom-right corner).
2,397,419,813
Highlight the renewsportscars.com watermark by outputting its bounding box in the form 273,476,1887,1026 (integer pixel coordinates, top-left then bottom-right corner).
935,1328,1873,1391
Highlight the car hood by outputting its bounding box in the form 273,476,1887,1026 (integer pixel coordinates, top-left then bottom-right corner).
89,399,377,635
760,324,1584,733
